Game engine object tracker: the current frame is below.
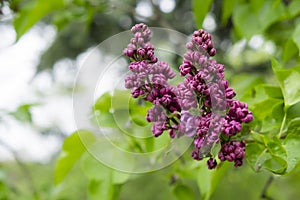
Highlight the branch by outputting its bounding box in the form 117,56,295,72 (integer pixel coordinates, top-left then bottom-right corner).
261,175,274,200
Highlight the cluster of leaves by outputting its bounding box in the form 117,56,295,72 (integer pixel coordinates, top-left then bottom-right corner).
243,59,300,175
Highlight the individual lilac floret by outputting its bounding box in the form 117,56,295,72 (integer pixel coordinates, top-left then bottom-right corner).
152,121,168,137
176,82,198,110
146,105,166,122
207,158,218,169
124,62,176,100
228,100,254,123
178,111,197,137
221,100,253,137
219,141,246,167
222,115,242,136
123,23,158,63
185,29,217,57
191,113,225,160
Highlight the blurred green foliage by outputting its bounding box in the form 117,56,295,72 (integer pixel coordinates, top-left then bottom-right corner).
1,0,300,199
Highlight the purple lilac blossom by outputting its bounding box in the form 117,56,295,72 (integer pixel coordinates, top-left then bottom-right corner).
124,23,180,138
219,141,246,167
124,24,254,169
207,158,218,169
178,29,253,169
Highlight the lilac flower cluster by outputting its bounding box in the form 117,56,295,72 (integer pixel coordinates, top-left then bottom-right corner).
219,141,246,167
123,23,157,63
177,29,253,168
124,23,181,138
123,23,253,169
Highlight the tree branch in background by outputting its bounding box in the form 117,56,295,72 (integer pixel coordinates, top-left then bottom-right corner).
261,175,274,200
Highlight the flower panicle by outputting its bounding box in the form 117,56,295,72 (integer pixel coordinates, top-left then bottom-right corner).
124,23,181,139
124,23,254,170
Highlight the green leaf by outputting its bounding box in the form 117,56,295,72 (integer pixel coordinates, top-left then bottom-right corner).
232,3,260,39
81,153,129,184
84,139,135,173
292,21,300,54
173,184,195,200
247,139,287,174
252,98,283,122
111,90,131,111
271,60,300,107
13,0,65,39
82,153,129,200
192,0,213,28
264,136,287,159
93,90,131,127
93,112,116,127
88,179,116,200
287,0,300,18
287,102,300,119
55,130,96,185
263,155,287,174
243,83,282,108
246,143,269,172
271,57,283,70
283,71,300,107
93,90,152,137
129,98,151,126
231,74,264,101
94,90,130,113
10,103,36,123
221,0,237,25
245,84,284,133
93,92,112,114
249,0,265,12
0,171,8,200
250,131,265,144
263,85,283,99
233,0,286,39
287,117,300,135
197,161,230,200
283,133,300,173
282,38,298,62
252,98,283,133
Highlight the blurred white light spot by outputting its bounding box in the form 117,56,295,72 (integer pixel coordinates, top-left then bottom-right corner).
136,0,153,18
31,72,53,93
53,59,76,86
263,41,276,54
159,0,176,13
0,25,15,48
1,3,12,16
203,14,216,32
249,35,264,49
31,97,76,134
229,39,247,57
119,15,132,29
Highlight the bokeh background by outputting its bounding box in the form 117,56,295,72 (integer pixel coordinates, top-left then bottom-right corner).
1,0,300,199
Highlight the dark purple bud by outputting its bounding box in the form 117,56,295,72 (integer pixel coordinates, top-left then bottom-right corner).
207,158,217,169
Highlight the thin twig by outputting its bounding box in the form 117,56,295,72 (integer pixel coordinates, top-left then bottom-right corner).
261,175,274,200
